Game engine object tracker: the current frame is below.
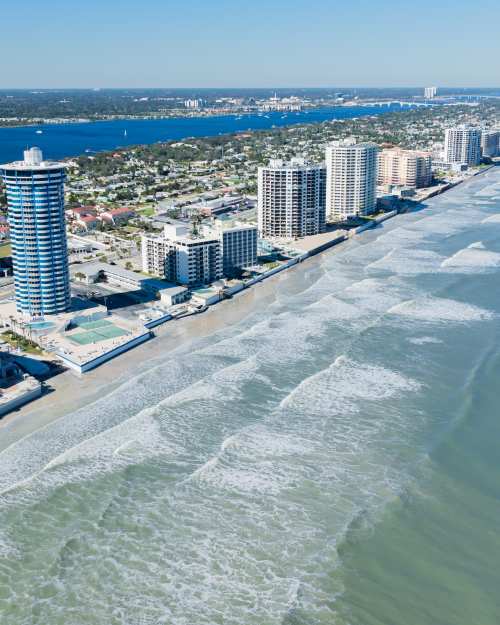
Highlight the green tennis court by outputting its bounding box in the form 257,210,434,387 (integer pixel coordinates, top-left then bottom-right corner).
69,324,129,345
77,319,114,331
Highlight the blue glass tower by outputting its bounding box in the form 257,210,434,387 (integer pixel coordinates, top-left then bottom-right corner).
0,148,70,316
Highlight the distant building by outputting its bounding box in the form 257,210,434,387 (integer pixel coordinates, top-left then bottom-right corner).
100,207,136,226
184,99,204,109
325,140,378,221
257,158,326,238
66,206,97,220
191,195,247,217
75,215,100,232
0,223,9,240
480,130,500,158
377,148,432,188
444,126,482,166
0,147,71,316
71,261,188,304
424,86,437,99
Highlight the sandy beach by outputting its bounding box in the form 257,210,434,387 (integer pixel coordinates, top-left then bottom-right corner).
0,251,323,450
2,162,500,625
1,166,494,451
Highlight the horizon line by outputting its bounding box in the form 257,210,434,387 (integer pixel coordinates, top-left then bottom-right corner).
1,86,500,91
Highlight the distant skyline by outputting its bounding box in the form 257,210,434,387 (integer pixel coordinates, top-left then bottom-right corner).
2,0,500,89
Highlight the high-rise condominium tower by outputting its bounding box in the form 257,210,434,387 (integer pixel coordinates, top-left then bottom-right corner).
377,148,433,188
0,148,70,316
444,126,482,166
480,130,500,158
257,158,326,238
325,140,378,221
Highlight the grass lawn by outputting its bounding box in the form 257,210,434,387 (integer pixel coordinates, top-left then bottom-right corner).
1,331,44,355
138,206,156,217
0,243,11,258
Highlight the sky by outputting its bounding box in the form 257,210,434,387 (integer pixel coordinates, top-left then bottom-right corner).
1,0,500,88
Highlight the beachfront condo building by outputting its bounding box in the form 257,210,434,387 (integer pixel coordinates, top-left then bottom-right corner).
142,234,170,277
424,86,437,99
480,130,500,158
208,222,258,275
377,148,433,189
325,140,379,221
142,224,223,286
164,236,222,286
444,126,482,166
0,148,70,316
257,158,326,238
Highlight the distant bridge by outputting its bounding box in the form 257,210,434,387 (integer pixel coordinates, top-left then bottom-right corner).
362,101,435,108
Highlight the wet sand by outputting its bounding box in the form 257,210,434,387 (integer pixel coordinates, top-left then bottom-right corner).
2,168,491,448
0,257,315,449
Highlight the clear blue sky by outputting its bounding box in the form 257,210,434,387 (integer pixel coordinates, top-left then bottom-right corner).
2,0,499,88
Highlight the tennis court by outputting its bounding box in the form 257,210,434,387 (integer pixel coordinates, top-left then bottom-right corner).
69,321,130,346
77,319,115,331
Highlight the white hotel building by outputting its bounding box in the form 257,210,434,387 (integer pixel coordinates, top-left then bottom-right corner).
325,140,378,221
208,222,258,275
444,126,482,166
142,224,222,286
257,158,326,238
142,221,257,284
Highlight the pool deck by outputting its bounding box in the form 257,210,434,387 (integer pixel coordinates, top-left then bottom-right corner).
0,300,152,375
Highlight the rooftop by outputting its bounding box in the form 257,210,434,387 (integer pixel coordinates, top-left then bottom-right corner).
263,157,323,170
0,147,65,172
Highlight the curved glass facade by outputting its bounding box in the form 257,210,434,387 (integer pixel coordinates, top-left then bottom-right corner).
0,153,70,316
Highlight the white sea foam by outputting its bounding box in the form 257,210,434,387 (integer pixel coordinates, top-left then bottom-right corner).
475,183,500,197
407,336,444,345
280,355,420,415
389,296,494,323
378,226,427,242
441,242,500,273
365,248,444,275
343,277,418,314
410,209,484,236
481,213,500,224
306,294,364,320
1,169,500,625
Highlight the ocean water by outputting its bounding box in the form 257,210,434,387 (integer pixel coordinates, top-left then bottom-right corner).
1,169,500,624
0,103,410,163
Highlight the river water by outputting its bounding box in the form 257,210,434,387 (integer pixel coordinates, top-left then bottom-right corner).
0,103,410,163
0,168,500,624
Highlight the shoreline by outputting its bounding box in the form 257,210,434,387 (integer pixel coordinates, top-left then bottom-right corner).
0,264,285,449
0,107,338,130
0,104,411,163
0,163,496,451
0,102,414,130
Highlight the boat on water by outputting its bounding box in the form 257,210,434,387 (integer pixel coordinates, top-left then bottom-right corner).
124,129,127,137
35,130,43,134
